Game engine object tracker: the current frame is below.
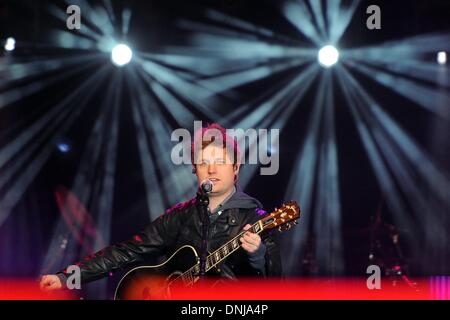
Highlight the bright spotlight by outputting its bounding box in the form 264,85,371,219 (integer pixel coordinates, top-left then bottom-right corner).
4,37,15,51
318,45,339,68
437,51,447,65
57,142,70,153
111,44,133,67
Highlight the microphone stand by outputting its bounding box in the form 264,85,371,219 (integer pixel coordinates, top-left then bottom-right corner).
197,190,210,279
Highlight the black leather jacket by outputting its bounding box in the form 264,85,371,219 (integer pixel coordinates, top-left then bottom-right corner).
58,192,282,284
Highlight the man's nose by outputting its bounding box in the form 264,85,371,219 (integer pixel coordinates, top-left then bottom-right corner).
207,163,217,173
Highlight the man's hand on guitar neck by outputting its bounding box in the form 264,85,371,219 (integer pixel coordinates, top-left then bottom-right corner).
240,224,262,254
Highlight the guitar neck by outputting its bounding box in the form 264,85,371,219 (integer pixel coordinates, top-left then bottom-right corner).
206,219,265,272
180,219,265,285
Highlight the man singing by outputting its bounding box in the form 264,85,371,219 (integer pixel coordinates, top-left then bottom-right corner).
40,123,282,292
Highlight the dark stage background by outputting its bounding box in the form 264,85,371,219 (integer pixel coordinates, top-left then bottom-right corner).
0,0,449,299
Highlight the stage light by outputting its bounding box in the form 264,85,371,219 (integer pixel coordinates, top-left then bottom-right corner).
4,37,15,51
111,44,133,66
437,51,447,65
318,45,339,68
57,142,70,153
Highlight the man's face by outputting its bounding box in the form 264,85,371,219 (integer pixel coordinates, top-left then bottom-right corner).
195,144,239,197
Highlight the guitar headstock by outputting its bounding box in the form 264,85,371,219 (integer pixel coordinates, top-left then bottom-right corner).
261,201,300,232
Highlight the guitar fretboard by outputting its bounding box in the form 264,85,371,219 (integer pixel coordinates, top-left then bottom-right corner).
178,220,264,286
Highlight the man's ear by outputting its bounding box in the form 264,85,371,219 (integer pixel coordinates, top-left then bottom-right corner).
233,163,240,183
233,163,240,175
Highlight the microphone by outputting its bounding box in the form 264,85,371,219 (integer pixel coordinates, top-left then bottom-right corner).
200,179,213,194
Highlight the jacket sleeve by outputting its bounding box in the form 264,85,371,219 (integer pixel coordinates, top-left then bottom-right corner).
243,229,283,277
263,232,283,277
247,209,283,277
57,209,184,284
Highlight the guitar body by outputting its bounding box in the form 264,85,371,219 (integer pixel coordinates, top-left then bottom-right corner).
114,245,199,300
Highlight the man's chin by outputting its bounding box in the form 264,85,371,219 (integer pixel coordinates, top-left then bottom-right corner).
209,189,226,197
